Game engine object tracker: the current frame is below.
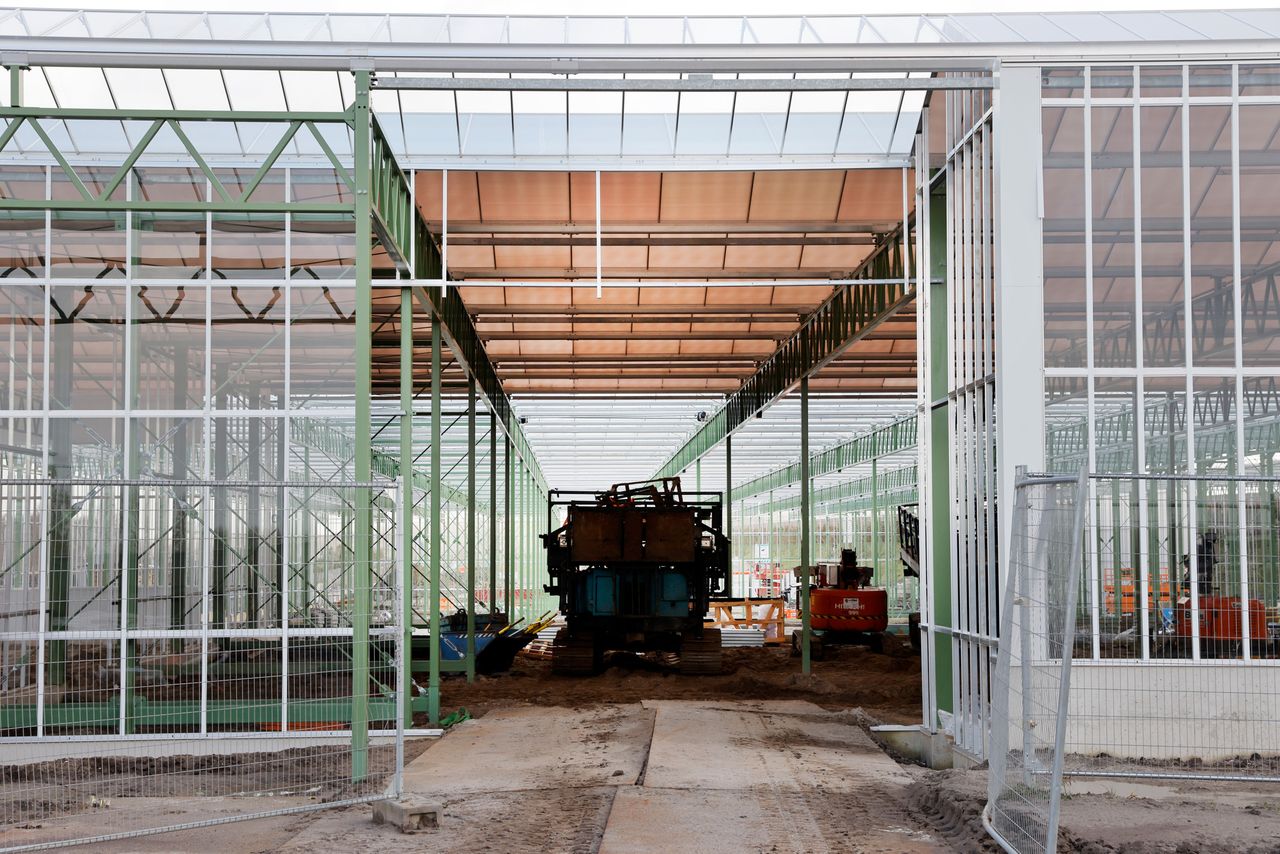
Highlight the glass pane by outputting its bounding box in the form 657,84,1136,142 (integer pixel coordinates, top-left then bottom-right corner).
1093,377,1137,474
50,212,126,278
132,283,206,411
1042,105,1086,368
1091,105,1136,368
290,285,356,409
133,213,207,279
1239,103,1280,367
1139,104,1185,368
212,214,287,280
48,285,126,410
0,210,45,277
290,215,355,280
0,285,46,411
210,284,285,409
1188,104,1234,367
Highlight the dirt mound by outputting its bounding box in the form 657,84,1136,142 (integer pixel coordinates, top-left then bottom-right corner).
427,643,922,724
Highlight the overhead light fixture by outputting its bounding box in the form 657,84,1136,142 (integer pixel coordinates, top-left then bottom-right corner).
696,411,708,422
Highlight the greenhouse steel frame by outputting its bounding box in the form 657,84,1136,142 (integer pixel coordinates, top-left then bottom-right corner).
1,9,1280,769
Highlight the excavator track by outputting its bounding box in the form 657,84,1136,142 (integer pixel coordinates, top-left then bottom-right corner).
678,628,723,674
551,628,599,675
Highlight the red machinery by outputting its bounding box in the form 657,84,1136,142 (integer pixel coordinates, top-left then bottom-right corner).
1163,531,1272,658
792,548,890,659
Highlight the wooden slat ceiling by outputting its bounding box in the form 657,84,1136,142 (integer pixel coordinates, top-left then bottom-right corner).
399,168,916,394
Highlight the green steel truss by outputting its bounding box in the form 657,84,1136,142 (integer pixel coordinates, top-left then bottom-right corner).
745,464,918,515
732,415,917,503
654,224,916,480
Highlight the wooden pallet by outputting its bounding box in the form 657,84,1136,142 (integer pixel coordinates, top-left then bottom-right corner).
707,599,787,644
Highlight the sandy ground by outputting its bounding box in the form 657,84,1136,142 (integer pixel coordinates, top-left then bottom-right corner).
433,641,925,725
4,646,1277,852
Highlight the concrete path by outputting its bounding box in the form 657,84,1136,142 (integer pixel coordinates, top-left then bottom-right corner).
599,700,943,854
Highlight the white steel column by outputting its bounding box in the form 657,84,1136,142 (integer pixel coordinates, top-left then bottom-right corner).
994,63,1047,576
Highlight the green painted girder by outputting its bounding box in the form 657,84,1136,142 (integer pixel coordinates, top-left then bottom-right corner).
654,225,915,481
746,464,918,515
732,415,917,503
1,107,358,214
0,698,399,730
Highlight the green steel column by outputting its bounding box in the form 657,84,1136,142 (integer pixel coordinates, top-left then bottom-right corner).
871,455,880,580
398,288,413,726
123,288,141,734
428,317,442,725
212,365,228,629
466,375,477,683
169,347,189,654
800,375,812,674
46,298,72,686
725,434,733,598
8,64,21,107
504,435,513,617
489,414,498,614
696,457,702,495
927,177,953,719
246,399,261,628
517,459,525,621
351,68,373,777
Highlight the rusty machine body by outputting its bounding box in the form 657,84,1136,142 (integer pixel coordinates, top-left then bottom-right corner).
1162,530,1271,658
542,477,729,675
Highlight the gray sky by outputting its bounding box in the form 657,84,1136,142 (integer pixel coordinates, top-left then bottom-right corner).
14,0,1280,15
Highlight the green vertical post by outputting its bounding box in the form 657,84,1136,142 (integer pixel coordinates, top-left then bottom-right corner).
466,375,477,683
46,298,72,687
696,457,702,495
246,402,262,628
212,365,228,629
800,375,812,674
8,65,21,107
927,176,953,719
123,293,141,734
351,68,373,779
398,287,413,726
871,455,879,580
504,435,513,618
489,414,498,615
428,318,442,725
169,347,189,653
517,459,525,621
725,434,733,598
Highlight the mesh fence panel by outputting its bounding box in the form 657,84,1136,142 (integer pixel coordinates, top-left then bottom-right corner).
0,478,403,852
985,470,1087,854
1066,474,1280,782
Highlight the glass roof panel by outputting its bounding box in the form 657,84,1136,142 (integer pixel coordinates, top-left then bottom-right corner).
163,69,231,111
457,91,513,156
675,92,734,157
446,17,507,43
371,90,407,156
41,11,94,38
625,18,686,45
513,91,568,156
43,67,113,109
144,12,214,40
222,70,287,112
622,92,677,156
752,18,805,45
1042,13,1134,41
205,14,268,40
728,91,789,156
938,15,1020,42
997,14,1078,43
804,17,861,44
1232,10,1280,37
1106,12,1202,41
263,15,327,42
782,91,846,155
566,17,627,44
568,91,622,156
508,17,567,45
103,68,172,111
387,15,448,43
399,90,459,157
686,18,747,44
280,71,344,112
1165,11,1266,39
